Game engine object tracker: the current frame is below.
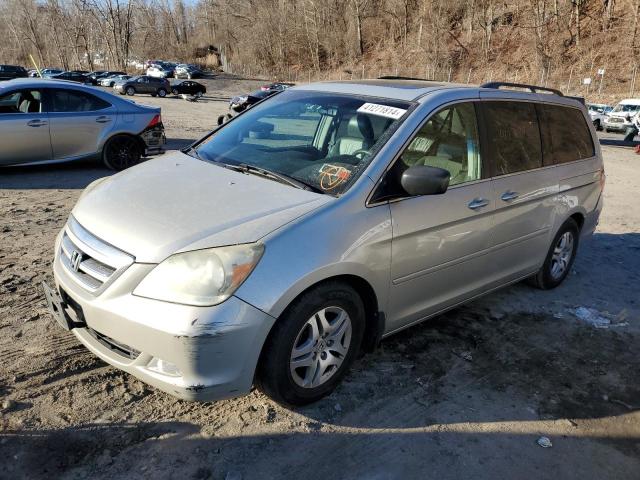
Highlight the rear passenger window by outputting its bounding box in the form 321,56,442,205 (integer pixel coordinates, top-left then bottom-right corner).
542,104,595,163
399,102,482,186
50,90,111,112
484,102,542,175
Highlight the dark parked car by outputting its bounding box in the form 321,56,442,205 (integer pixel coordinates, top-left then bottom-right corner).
0,65,28,81
229,89,277,112
260,82,294,92
171,80,206,96
114,75,170,97
40,69,65,78
49,71,93,84
174,64,203,79
89,70,125,85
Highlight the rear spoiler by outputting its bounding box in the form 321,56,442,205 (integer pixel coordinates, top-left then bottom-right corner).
566,96,586,105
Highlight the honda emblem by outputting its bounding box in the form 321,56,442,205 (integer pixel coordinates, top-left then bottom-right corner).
70,250,82,272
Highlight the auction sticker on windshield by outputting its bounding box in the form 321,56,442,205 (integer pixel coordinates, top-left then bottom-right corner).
357,103,406,119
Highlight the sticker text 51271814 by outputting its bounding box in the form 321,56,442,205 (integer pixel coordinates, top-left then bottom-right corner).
357,103,407,120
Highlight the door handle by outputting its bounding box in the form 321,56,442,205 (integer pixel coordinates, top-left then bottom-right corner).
95,116,111,123
468,198,489,210
27,119,47,127
501,191,519,202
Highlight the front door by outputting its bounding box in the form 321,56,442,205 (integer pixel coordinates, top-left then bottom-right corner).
0,89,51,165
387,102,496,331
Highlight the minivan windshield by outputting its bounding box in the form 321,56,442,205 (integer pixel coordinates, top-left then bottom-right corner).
192,90,411,195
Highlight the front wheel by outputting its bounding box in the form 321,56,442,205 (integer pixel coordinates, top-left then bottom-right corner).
126,87,135,96
102,135,142,171
594,119,601,131
528,218,579,290
257,282,365,405
157,88,167,98
171,88,179,95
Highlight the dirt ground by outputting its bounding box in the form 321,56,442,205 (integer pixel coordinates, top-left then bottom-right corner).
1,78,639,480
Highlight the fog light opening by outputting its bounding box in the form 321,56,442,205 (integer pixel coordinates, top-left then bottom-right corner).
147,357,182,377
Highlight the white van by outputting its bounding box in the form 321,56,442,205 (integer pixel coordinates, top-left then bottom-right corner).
604,98,640,132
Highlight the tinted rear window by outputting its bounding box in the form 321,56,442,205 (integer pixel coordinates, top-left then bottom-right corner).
541,104,595,164
483,101,542,176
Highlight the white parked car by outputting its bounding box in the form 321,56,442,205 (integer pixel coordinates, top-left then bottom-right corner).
604,98,640,133
146,65,173,79
586,103,611,131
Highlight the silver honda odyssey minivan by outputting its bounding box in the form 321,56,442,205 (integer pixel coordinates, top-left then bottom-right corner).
45,79,604,405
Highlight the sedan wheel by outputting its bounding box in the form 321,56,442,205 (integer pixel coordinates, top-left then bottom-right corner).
157,88,167,98
103,135,142,171
126,87,135,96
172,88,179,96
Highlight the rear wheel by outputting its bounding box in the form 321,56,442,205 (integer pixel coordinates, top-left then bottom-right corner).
102,135,142,171
126,87,135,96
528,218,579,290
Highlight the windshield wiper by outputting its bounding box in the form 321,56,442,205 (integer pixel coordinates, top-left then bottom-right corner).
183,146,202,159
228,162,324,194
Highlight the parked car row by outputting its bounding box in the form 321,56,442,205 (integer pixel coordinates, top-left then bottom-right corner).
146,61,204,79
111,75,206,98
229,82,295,112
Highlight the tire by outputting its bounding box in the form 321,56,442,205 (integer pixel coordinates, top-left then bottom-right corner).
171,88,179,96
256,282,365,405
527,218,580,290
157,88,167,98
102,135,142,171
605,128,611,133
126,87,135,96
594,119,601,131
151,93,157,97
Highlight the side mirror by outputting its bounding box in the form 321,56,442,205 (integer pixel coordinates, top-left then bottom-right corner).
400,165,450,196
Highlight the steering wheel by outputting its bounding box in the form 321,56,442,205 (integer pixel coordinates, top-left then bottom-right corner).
352,148,371,159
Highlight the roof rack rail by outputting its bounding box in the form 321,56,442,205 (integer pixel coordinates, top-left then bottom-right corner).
480,81,563,96
377,75,434,81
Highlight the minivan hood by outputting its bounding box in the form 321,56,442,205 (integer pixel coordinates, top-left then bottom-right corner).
72,152,331,263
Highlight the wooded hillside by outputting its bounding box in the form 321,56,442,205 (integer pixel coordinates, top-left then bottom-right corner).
2,0,639,98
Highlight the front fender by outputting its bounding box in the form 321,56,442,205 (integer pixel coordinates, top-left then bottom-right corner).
234,199,392,321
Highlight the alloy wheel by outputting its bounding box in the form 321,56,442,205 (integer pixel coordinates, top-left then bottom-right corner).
290,306,352,389
550,231,574,280
105,136,139,170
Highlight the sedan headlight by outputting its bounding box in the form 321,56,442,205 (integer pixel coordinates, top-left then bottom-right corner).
133,243,264,306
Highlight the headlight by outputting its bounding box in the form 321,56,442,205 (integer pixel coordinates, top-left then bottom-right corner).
133,243,264,306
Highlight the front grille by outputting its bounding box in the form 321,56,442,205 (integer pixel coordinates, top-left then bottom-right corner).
87,328,140,359
58,217,134,293
608,117,623,123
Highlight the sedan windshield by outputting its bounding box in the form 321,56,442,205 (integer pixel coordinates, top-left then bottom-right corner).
193,90,411,195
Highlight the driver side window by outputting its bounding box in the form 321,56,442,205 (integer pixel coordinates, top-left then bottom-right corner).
400,102,481,186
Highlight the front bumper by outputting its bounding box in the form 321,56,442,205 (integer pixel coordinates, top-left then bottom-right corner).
603,119,629,131
49,231,275,401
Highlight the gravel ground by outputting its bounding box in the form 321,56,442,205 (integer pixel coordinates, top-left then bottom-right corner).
1,80,639,479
